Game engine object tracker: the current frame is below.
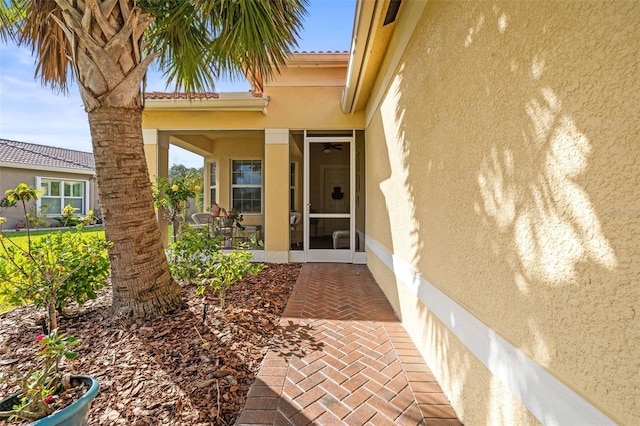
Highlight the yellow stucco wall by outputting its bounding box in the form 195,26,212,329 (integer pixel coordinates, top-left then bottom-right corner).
365,1,639,424
143,144,157,180
142,87,364,131
264,136,290,253
142,83,365,253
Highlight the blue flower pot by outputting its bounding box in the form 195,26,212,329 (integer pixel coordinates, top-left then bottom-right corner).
0,375,99,426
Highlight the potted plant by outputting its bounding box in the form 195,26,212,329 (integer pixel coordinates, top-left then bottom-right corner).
0,330,99,424
219,208,243,228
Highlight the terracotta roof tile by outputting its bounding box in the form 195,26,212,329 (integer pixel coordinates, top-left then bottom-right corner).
292,50,349,54
144,91,268,100
0,139,94,172
144,92,220,100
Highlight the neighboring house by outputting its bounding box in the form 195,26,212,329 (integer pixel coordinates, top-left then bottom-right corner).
0,139,97,229
142,1,638,424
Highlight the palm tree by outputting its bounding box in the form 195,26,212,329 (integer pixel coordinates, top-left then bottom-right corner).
0,0,307,317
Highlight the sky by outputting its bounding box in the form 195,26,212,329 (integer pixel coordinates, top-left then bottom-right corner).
0,0,356,168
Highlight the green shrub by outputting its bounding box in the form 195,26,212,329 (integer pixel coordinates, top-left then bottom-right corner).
167,226,220,284
53,205,83,227
195,249,265,309
0,230,111,318
0,184,111,330
25,205,50,228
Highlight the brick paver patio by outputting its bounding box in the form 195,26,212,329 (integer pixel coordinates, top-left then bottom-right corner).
237,263,462,425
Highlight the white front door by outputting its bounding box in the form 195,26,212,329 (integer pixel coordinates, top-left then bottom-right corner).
304,132,355,262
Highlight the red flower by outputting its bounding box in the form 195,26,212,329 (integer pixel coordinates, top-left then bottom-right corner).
35,334,46,343
43,395,54,404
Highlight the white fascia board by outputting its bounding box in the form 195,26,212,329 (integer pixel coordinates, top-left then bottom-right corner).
341,0,379,113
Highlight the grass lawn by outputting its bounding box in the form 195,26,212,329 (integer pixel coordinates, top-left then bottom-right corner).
0,226,105,313
0,225,105,250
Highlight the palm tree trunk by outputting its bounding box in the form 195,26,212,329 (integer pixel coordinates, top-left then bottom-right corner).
88,106,181,317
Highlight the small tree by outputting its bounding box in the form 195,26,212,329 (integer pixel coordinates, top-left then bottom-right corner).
195,249,264,309
167,226,220,284
0,184,111,331
152,173,201,242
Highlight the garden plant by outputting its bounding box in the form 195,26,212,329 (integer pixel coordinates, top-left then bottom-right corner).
0,184,108,422
0,330,79,422
152,174,201,242
167,226,221,284
0,184,111,331
195,248,265,310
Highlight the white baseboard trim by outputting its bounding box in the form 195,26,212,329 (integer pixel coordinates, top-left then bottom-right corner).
288,251,305,263
265,251,288,263
250,250,265,262
365,236,615,426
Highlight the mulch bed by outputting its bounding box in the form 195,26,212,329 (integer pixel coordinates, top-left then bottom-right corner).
0,263,301,425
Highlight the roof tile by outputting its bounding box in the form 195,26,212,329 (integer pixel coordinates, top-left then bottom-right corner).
144,91,220,100
0,139,94,172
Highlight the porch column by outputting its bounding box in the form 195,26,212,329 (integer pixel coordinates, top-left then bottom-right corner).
264,129,290,263
143,129,170,247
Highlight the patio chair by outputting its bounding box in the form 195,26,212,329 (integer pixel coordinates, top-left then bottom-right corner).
191,212,215,230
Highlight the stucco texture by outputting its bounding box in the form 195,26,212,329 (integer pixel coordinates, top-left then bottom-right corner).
142,86,364,131
366,1,639,424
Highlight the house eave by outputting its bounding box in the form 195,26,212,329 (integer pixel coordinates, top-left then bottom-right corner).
144,93,270,114
0,162,95,175
286,52,350,67
341,0,414,114
341,0,381,113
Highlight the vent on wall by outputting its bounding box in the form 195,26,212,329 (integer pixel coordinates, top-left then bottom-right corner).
383,0,402,26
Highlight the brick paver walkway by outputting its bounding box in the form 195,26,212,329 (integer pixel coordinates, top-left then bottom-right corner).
237,263,462,425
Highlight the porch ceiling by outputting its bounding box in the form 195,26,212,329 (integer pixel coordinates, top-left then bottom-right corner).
167,130,263,157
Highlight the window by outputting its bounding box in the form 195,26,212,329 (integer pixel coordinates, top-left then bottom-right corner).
209,162,217,206
231,159,262,214
290,162,296,211
38,178,87,215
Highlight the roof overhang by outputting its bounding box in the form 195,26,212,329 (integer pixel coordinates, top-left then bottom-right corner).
0,162,95,175
144,92,270,114
341,0,409,114
285,52,350,67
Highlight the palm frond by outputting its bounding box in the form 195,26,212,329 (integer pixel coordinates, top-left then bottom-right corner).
0,0,71,92
141,1,219,94
0,0,28,43
22,1,71,93
140,0,307,94
209,0,308,82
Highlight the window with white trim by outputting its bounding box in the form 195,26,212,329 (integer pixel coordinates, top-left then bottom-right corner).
231,159,262,214
209,162,217,205
38,178,87,215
